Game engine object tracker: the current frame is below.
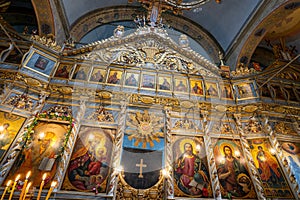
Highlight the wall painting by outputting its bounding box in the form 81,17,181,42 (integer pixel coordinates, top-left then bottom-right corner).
62,126,114,193
205,82,219,98
281,142,300,192
107,69,123,85
23,50,56,77
6,121,69,187
234,82,257,100
174,78,188,93
90,68,106,83
72,64,90,81
173,136,212,198
0,111,26,161
54,63,73,79
158,75,172,91
248,139,294,199
124,72,139,87
190,79,204,96
213,139,256,199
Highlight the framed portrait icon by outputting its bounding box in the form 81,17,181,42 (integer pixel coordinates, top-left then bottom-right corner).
23,49,57,77
141,73,155,89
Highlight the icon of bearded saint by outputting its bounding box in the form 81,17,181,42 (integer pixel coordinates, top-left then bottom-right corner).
174,139,211,197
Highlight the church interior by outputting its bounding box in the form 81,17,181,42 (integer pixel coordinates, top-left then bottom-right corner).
0,0,299,199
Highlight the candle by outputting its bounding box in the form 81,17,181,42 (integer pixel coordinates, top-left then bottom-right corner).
37,173,47,200
22,182,32,200
45,181,57,200
8,174,21,200
19,171,31,200
0,180,12,200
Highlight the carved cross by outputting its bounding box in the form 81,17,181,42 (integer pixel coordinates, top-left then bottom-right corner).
136,158,147,178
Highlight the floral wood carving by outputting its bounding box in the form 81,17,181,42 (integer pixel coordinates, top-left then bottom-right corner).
88,106,114,122
5,94,33,111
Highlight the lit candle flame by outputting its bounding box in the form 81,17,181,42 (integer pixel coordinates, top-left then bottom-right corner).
51,181,57,187
6,180,12,187
42,173,47,180
26,171,31,179
15,174,21,181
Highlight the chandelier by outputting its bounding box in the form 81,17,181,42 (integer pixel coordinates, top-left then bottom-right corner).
164,0,221,10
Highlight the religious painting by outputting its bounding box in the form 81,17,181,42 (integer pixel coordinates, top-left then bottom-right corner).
174,77,188,93
158,75,172,91
107,69,123,85
124,72,139,87
7,121,69,187
205,82,219,98
23,51,56,77
141,73,155,89
220,84,233,99
281,142,300,189
190,79,204,96
54,63,73,79
90,68,106,83
248,139,294,199
213,139,256,199
173,136,212,198
234,82,257,100
62,126,114,193
0,111,26,161
34,56,49,70
72,64,90,81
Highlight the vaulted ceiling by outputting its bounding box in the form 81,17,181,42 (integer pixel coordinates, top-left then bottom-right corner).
1,0,300,69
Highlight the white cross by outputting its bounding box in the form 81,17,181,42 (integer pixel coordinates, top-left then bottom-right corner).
136,159,147,178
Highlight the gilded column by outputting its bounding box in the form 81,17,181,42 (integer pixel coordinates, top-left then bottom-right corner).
263,117,299,199
234,113,265,200
164,106,174,199
55,97,87,189
202,110,221,199
107,99,127,198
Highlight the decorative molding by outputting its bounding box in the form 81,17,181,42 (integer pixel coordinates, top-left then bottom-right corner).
233,113,266,199
107,99,127,196
164,106,174,199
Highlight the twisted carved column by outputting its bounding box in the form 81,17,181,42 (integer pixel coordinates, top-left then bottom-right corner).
234,114,266,200
164,106,174,199
107,99,127,198
0,92,48,183
202,111,221,199
263,117,299,199
55,98,87,189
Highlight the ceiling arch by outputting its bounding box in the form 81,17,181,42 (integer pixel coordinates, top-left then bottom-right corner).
69,6,221,63
62,0,261,52
31,0,55,35
238,1,300,68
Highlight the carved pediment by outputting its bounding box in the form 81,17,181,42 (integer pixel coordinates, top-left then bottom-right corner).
82,28,220,78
